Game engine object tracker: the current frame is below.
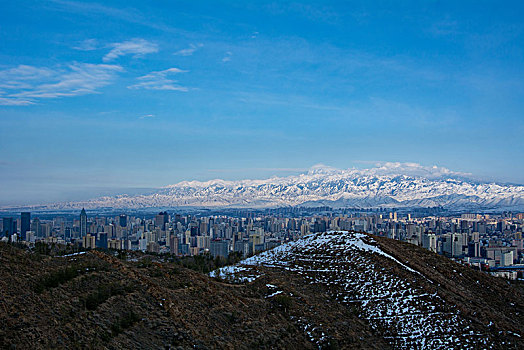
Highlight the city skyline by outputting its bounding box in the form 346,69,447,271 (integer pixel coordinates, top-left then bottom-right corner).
1,1,524,204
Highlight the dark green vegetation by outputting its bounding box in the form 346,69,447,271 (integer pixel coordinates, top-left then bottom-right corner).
34,261,109,294
104,311,141,341
132,250,244,274
0,236,523,349
82,282,134,310
273,294,292,313
33,241,85,256
34,264,82,293
172,251,244,273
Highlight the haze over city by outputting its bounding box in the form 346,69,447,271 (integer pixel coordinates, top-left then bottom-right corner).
1,1,524,206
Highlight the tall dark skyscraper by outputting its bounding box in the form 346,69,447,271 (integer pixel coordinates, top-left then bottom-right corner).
98,232,108,249
155,211,169,230
2,217,14,239
80,208,87,237
21,212,31,241
119,214,127,228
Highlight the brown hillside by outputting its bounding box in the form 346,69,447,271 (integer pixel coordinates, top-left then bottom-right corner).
0,243,386,349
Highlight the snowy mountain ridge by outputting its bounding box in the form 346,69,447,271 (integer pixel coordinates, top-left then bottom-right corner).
14,162,524,210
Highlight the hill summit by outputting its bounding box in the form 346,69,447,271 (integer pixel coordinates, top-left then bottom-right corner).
212,230,524,348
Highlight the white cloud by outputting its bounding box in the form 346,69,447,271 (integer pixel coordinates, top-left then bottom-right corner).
307,162,472,179
364,162,472,179
308,164,343,175
0,63,123,105
139,114,155,119
222,51,232,62
174,43,203,56
128,67,188,91
50,0,172,32
103,38,158,62
0,97,34,106
73,39,99,51
0,65,55,90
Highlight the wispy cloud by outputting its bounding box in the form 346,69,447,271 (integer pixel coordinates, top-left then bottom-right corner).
0,98,35,106
128,68,188,91
0,63,123,105
363,161,473,179
264,3,341,24
430,17,460,37
139,114,155,119
235,91,344,111
222,51,232,62
207,167,308,174
174,43,203,56
73,38,99,51
49,0,174,32
0,65,55,90
103,38,158,62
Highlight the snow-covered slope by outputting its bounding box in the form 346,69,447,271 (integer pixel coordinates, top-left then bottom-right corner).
23,163,524,210
210,231,496,348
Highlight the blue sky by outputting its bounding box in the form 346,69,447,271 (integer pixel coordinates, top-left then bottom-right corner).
1,1,523,205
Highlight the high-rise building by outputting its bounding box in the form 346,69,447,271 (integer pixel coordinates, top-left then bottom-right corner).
119,214,127,228
2,217,15,239
82,234,96,249
501,251,514,266
80,208,87,237
155,211,169,230
210,239,229,258
421,233,437,252
21,212,31,241
31,218,41,237
97,233,108,249
169,234,179,255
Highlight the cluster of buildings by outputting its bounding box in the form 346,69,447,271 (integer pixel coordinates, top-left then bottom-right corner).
304,211,524,279
2,209,523,278
1,209,290,258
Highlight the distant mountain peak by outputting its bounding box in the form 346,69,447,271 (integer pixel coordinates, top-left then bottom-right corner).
6,162,524,211
307,164,343,175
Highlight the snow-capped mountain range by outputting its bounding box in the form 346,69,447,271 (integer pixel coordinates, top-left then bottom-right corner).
22,162,524,211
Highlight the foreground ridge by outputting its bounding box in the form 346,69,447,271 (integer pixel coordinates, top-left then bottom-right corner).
212,231,522,349
1,233,522,349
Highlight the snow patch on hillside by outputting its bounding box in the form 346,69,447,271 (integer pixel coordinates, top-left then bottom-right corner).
211,231,491,349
